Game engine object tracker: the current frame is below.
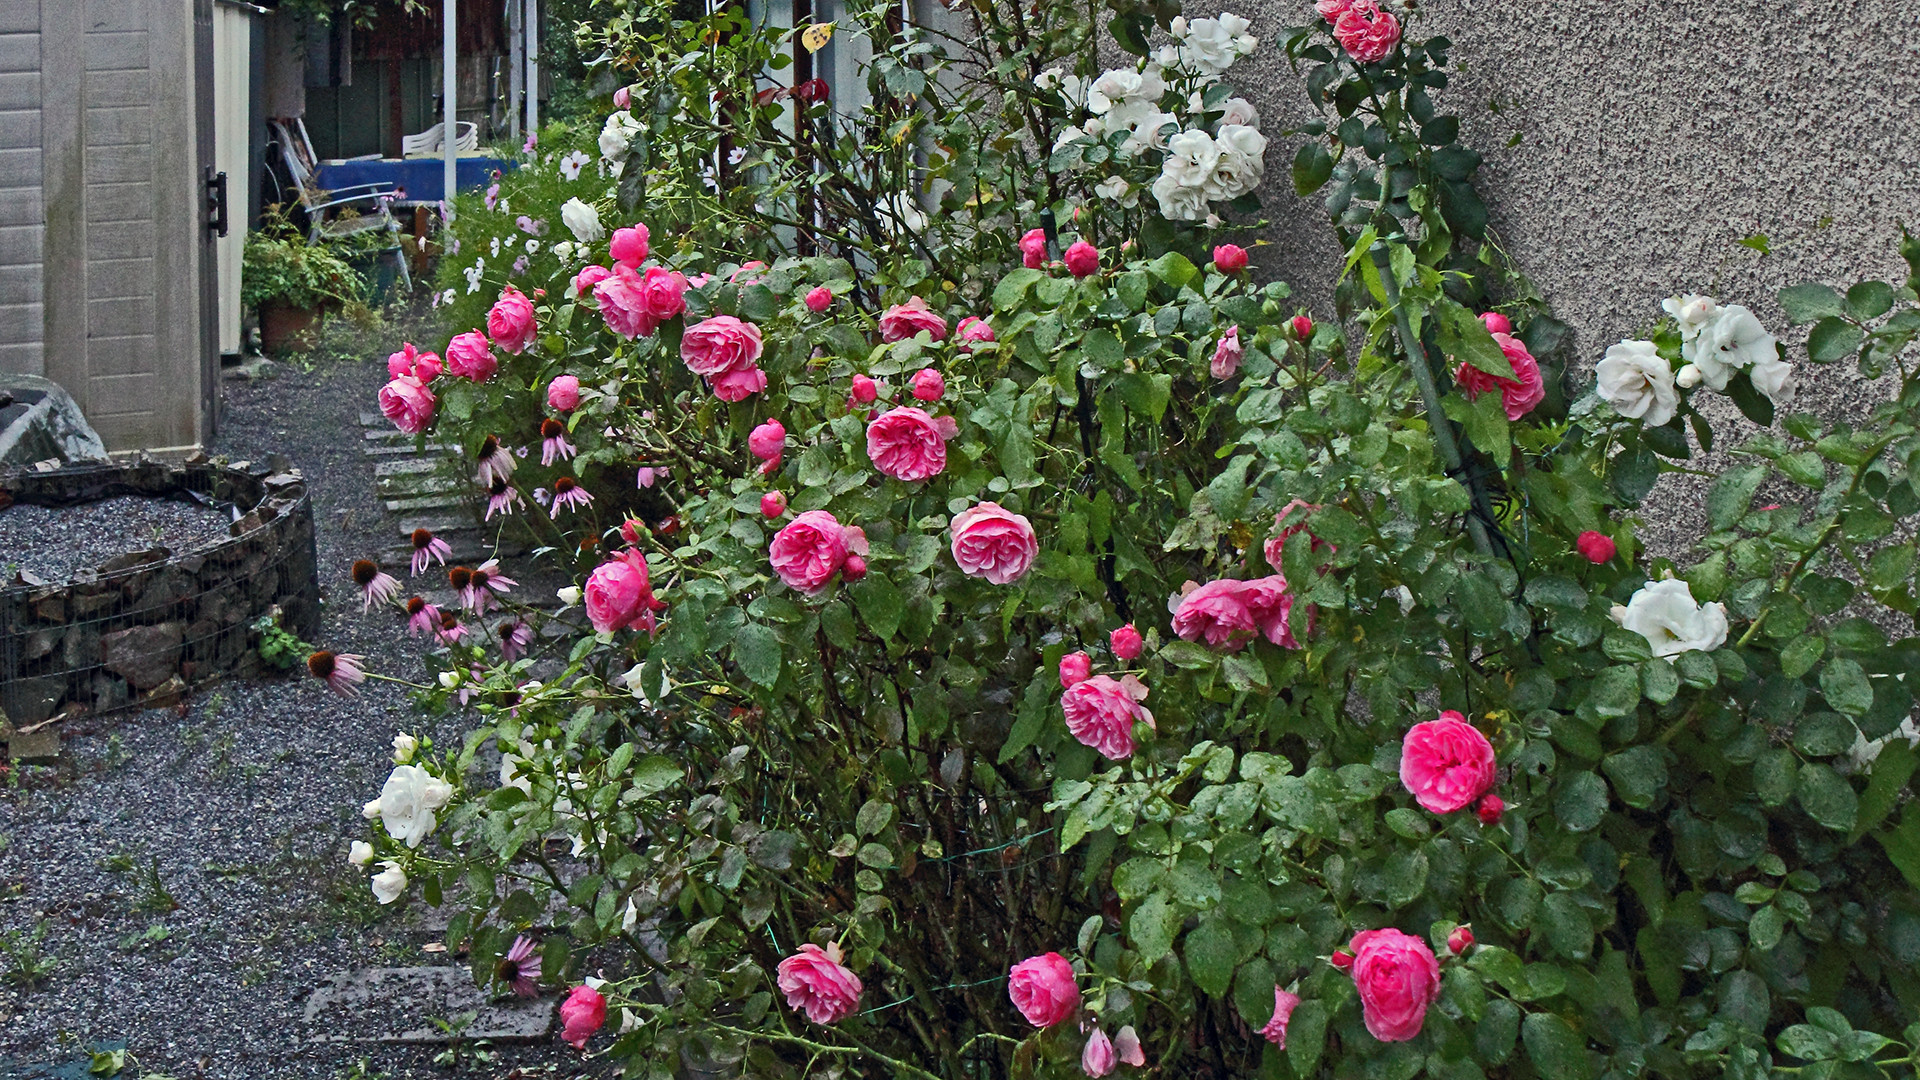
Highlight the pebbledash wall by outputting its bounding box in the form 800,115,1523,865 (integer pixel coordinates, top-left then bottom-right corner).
1211,0,1920,548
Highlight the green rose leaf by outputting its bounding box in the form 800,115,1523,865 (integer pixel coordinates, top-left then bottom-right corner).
1796,763,1858,831
1183,917,1238,997
1778,282,1846,324
1521,1012,1595,1080
1819,658,1873,717
1602,745,1669,809
1555,771,1609,832
733,622,783,687
1130,891,1181,965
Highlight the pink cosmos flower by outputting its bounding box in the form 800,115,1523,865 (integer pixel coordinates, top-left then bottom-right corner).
515,214,545,237
776,942,864,1024
769,510,861,595
548,375,581,412
1476,793,1506,825
1008,952,1079,1028
409,528,452,577
498,934,540,996
1456,332,1546,421
486,477,525,520
955,316,996,351
487,287,538,354
1348,928,1441,1042
1447,925,1474,955
307,651,365,697
585,547,660,635
1082,1028,1116,1078
879,297,949,343
350,560,400,611
711,366,768,402
1110,623,1143,661
748,418,785,474
949,501,1038,584
559,984,607,1049
1213,243,1249,273
681,315,765,378
1170,579,1258,649
1019,228,1049,269
609,224,650,268
1399,711,1498,814
484,182,501,210
1061,673,1154,760
909,367,946,402
1064,241,1101,278
867,407,950,482
540,418,577,467
1260,986,1302,1047
849,374,879,406
1333,0,1401,64
572,264,612,299
1211,325,1245,379
475,435,516,487
804,285,834,313
1576,531,1617,563
1059,651,1092,689
1481,312,1512,335
549,476,594,518
379,375,436,435
403,597,439,638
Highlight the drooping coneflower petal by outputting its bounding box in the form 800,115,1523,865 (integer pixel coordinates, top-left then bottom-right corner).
352,559,401,611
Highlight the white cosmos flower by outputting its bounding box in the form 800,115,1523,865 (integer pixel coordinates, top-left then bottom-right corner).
391,733,417,764
525,238,540,255
1204,123,1267,200
371,764,454,849
598,110,642,162
560,198,604,243
1683,304,1778,391
1595,340,1680,427
371,860,408,905
348,841,374,867
558,150,591,181
1610,578,1728,658
1662,293,1721,341
1152,170,1210,221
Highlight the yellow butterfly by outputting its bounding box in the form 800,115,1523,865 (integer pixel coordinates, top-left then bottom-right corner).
800,22,834,52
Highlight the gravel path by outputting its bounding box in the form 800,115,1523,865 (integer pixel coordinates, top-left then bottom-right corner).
0,342,591,1077
0,496,236,584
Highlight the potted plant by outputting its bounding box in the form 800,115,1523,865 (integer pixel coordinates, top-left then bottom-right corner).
241,208,365,355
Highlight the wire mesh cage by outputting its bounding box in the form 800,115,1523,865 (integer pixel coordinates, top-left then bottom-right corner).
0,459,320,725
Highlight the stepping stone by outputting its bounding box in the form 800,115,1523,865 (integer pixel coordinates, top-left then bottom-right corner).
302,966,553,1044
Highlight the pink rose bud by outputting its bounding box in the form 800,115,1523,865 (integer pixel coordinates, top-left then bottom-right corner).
805,285,834,313
1109,623,1143,661
548,374,581,412
761,491,788,519
1212,243,1249,273
842,553,868,581
749,418,786,465
613,85,631,108
1480,311,1512,335
1447,925,1474,955
1576,531,1617,564
909,368,946,402
1063,240,1101,278
1059,651,1092,688
954,316,996,351
1476,792,1505,826
559,984,607,1049
1018,227,1048,269
620,518,644,544
1081,1028,1116,1078
610,224,651,269
1292,315,1314,341
849,374,879,405
1330,948,1355,970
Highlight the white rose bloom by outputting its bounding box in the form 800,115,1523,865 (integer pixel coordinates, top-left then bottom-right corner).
618,662,651,703
1103,101,1179,153
1087,68,1167,115
1683,304,1777,391
1153,45,1183,71
1847,717,1920,774
560,198,604,244
598,110,641,162
1611,578,1728,658
1035,67,1062,92
1595,340,1680,427
1161,129,1222,188
348,840,374,867
1216,96,1260,129
1204,123,1267,200
1052,125,1092,154
371,860,408,905
878,192,928,236
1094,175,1137,207
556,585,582,607
1748,354,1796,407
1180,14,1257,76
500,752,533,796
373,764,454,849
1152,171,1210,221
1662,293,1721,341
391,733,418,764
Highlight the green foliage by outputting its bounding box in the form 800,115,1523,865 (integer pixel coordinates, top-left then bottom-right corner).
240,210,367,312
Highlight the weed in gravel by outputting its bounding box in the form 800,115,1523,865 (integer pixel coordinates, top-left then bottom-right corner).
427,1012,497,1070
132,858,180,915
0,919,58,988
116,923,174,953
103,734,130,770
335,1058,390,1080
207,732,239,779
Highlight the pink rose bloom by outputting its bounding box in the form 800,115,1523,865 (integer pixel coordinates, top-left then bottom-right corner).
1334,0,1401,64
1213,243,1249,273
387,342,429,379
770,510,856,595
909,367,946,402
1109,623,1143,661
1019,228,1049,269
949,501,1037,584
445,331,497,382
776,942,863,1025
487,286,538,354
1114,1027,1145,1067
805,285,834,313
609,224,650,268
1262,498,1329,571
559,984,607,1049
1315,0,1353,21
1348,928,1441,1042
548,374,581,412
595,266,688,338
955,316,996,351
411,350,443,381
1064,241,1101,278
1170,579,1257,650
879,296,949,343
1211,325,1245,380
681,315,766,377
1008,952,1079,1028
711,366,767,402
1456,332,1546,421
585,548,659,635
1576,530,1616,563
1061,674,1154,760
1059,651,1092,688
867,407,949,482
613,85,631,109
1400,711,1497,814
1260,986,1302,1047
378,375,436,434
1082,1028,1116,1078
748,418,785,473
729,260,769,286
1480,311,1512,334
849,374,879,405
1237,574,1301,649
572,264,612,298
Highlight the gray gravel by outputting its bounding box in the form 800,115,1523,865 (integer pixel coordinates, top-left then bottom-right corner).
0,496,235,584
0,336,595,1078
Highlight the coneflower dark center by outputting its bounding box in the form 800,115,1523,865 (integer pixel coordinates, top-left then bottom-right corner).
351,559,379,586
307,651,337,679
554,477,579,494
541,418,565,439
478,435,500,458
406,596,427,616
448,566,473,589
412,528,435,549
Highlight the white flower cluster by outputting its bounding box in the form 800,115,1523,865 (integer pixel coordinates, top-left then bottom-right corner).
599,110,642,175
1594,294,1793,429
1037,14,1266,223
1610,577,1728,658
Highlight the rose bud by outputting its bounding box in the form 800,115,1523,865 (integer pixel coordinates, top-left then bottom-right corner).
1576,531,1617,564
1330,948,1355,970
1480,312,1512,334
1058,651,1093,688
841,554,868,582
849,374,879,406
761,491,788,518
1476,793,1505,826
1212,243,1249,273
1292,315,1314,341
1447,925,1474,955
1109,623,1143,661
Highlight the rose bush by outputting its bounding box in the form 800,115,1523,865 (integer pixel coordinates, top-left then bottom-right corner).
335,1,1920,1076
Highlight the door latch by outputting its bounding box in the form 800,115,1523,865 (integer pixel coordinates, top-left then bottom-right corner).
205,166,229,238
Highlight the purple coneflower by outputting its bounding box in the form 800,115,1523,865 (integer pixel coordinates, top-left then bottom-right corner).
464,559,518,614
496,933,541,996
540,418,577,467
405,597,440,638
498,620,534,663
307,651,367,697
475,435,516,487
351,559,400,612
486,477,524,520
436,609,468,645
411,528,452,576
549,477,593,518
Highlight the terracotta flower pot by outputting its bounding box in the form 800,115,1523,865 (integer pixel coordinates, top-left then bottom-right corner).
259,300,321,355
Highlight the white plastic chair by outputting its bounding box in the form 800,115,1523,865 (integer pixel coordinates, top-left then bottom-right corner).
401,122,480,158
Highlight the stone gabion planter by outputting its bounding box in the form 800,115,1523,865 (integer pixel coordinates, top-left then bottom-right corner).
0,458,319,725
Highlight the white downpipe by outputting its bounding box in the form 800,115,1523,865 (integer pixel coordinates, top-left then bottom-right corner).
525,0,539,137
442,0,457,211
